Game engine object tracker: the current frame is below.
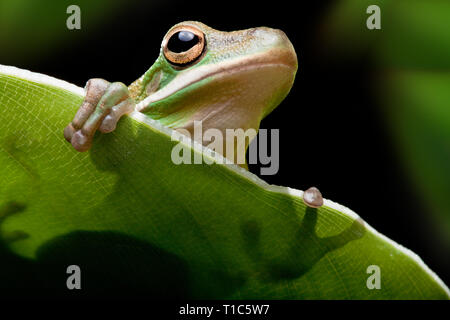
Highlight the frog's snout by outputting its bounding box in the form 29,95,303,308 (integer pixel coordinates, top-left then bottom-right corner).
250,27,298,71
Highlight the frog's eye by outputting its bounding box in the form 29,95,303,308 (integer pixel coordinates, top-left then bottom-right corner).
163,25,206,67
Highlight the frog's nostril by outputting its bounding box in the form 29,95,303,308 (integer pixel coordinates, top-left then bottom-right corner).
252,28,296,57
253,28,287,44
255,28,297,70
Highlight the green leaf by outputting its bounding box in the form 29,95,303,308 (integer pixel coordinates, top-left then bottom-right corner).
0,65,448,299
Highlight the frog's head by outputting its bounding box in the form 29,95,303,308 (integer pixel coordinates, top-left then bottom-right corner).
131,21,297,146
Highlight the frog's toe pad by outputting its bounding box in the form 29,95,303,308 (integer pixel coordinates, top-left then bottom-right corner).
99,114,117,133
63,123,76,143
71,131,92,152
99,98,135,133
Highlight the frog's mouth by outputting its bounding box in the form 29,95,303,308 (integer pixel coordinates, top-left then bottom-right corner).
135,47,297,114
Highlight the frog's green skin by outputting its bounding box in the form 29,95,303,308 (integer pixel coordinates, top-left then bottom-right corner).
64,21,297,163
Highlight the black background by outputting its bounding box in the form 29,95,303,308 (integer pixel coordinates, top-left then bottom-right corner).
4,0,448,287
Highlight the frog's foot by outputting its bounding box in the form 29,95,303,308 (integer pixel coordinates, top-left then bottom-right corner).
64,79,136,152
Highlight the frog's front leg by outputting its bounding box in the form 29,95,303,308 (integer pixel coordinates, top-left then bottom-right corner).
64,79,135,152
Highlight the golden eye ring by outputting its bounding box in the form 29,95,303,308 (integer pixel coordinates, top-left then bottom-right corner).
162,25,206,67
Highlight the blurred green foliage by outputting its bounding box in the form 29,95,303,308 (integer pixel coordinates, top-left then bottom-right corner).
383,71,450,246
323,0,450,247
0,0,130,63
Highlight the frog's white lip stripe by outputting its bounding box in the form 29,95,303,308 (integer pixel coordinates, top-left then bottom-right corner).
1,63,449,298
135,49,296,113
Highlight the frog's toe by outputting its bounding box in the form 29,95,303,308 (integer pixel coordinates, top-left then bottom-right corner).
63,123,76,142
71,78,110,129
99,98,135,133
64,123,92,152
68,108,107,152
99,114,118,133
71,130,92,152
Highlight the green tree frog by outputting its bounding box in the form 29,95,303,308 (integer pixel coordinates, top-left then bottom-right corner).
64,21,297,164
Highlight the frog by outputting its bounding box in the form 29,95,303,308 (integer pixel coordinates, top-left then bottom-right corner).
64,21,297,165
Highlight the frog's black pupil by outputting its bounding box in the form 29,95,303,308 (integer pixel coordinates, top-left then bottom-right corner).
167,31,199,53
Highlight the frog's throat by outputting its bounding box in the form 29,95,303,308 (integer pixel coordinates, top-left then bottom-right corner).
135,48,297,113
